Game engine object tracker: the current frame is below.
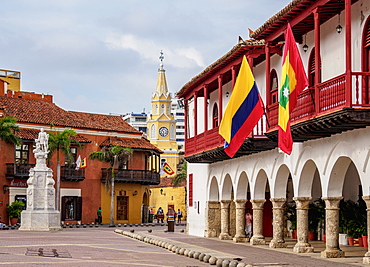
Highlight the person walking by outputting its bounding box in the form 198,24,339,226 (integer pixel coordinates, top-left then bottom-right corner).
177,209,183,223
97,207,102,225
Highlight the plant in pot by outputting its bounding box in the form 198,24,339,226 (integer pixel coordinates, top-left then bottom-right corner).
308,199,322,241
285,200,297,239
7,200,25,225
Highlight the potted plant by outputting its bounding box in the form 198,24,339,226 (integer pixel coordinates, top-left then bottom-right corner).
285,200,297,239
7,200,25,225
308,199,323,241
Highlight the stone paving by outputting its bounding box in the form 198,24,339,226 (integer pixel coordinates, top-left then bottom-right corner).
0,224,368,266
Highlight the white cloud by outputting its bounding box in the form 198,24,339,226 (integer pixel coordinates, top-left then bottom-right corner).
105,34,205,68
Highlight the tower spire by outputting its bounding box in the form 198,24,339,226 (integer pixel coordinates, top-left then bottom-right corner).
156,50,168,95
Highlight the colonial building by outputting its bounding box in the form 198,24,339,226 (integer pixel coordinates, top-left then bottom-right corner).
0,88,161,225
147,53,186,219
177,0,370,262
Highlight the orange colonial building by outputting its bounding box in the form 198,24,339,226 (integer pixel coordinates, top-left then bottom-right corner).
0,87,161,225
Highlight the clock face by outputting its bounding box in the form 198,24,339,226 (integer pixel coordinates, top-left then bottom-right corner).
159,126,169,137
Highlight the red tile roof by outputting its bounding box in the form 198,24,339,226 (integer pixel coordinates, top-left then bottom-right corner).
0,96,140,134
100,136,162,153
16,128,91,143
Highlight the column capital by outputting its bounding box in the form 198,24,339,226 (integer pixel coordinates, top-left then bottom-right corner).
251,199,266,210
322,197,343,210
270,198,287,209
234,199,247,204
220,199,232,204
293,197,312,210
362,196,370,209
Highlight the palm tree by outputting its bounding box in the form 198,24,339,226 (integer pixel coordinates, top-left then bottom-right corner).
172,161,187,187
89,145,132,226
48,128,78,211
0,116,21,145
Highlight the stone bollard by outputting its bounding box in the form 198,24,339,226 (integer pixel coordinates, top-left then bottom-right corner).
209,256,218,265
193,251,201,259
198,253,206,261
203,254,211,263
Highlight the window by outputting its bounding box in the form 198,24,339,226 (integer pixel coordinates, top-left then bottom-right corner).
170,124,175,139
161,104,165,114
212,104,219,128
138,127,147,134
117,196,128,220
65,147,77,166
61,196,82,221
15,144,29,164
270,69,278,105
189,174,193,207
150,124,156,139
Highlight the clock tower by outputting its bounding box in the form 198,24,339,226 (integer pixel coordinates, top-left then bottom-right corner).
147,51,179,176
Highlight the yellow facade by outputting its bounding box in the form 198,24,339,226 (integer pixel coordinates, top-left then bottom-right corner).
100,183,150,225
0,69,20,92
150,187,186,221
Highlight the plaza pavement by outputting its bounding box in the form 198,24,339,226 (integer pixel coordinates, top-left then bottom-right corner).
0,223,368,266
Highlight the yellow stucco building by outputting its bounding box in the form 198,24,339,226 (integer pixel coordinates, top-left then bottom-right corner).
147,53,186,221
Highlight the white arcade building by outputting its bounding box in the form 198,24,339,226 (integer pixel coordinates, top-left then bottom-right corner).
176,0,370,262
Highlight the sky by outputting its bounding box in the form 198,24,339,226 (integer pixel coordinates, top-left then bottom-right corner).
0,0,291,115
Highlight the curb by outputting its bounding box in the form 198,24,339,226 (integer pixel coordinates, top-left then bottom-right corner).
114,229,252,267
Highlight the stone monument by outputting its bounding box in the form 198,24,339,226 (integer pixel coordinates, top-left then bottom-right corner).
19,128,61,231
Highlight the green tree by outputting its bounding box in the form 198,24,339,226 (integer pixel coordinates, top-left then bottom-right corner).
48,127,78,211
172,161,187,187
89,145,132,226
0,116,21,145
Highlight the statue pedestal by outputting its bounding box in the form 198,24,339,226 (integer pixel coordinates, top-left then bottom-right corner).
18,148,61,231
19,210,61,231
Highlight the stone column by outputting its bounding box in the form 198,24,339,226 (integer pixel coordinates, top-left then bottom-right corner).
250,199,266,245
269,198,287,248
321,197,345,258
205,201,221,238
219,200,232,240
233,199,247,243
293,197,314,253
363,196,370,264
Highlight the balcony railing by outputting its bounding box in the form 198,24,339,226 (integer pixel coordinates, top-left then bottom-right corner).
61,166,85,182
185,114,267,157
267,72,370,130
100,169,160,185
6,163,35,179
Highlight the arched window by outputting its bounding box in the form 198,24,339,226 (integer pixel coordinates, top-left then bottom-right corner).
270,69,278,105
150,124,156,139
170,124,175,139
155,104,158,115
212,103,219,128
161,104,165,114
308,48,321,87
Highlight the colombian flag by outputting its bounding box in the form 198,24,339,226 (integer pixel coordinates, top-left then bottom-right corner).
219,55,264,158
278,23,308,155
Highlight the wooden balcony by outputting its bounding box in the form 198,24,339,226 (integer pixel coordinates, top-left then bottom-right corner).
185,115,276,163
100,169,160,185
184,72,370,162
61,166,85,182
266,72,370,141
6,163,35,179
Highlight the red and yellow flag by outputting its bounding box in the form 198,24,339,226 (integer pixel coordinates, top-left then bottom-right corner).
163,162,174,175
278,23,308,155
80,157,87,169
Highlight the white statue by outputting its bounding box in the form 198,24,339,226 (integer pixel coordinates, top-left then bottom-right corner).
35,128,49,153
